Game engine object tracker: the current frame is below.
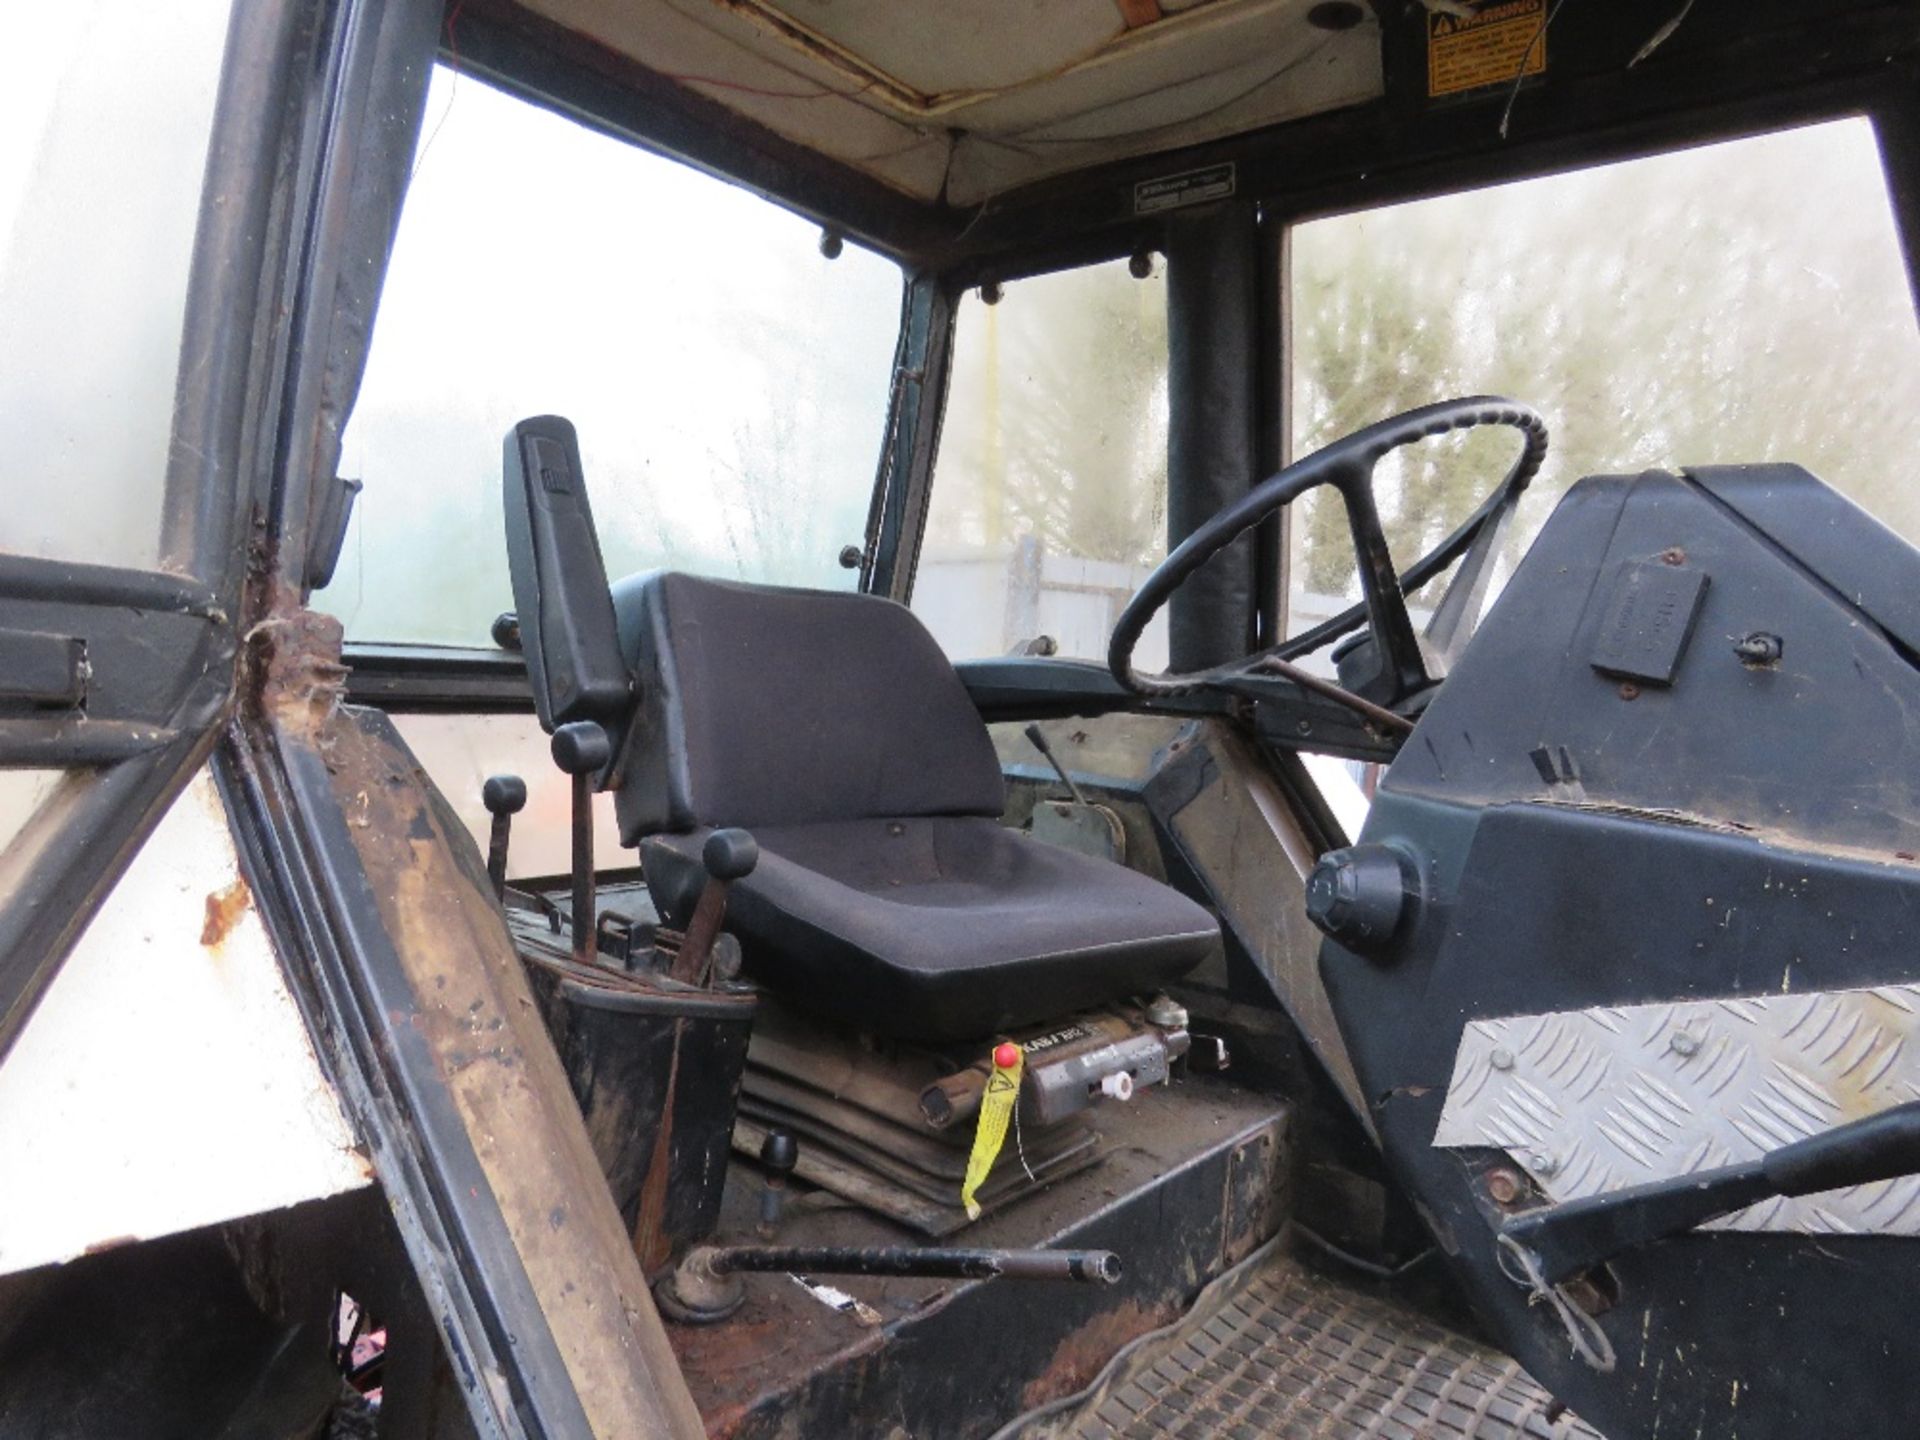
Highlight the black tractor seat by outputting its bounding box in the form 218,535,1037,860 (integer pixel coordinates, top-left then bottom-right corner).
610,571,1219,1042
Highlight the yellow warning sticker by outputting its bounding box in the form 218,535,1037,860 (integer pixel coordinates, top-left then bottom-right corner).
1427,0,1547,99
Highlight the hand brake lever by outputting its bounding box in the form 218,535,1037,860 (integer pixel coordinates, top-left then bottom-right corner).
1501,1097,1920,1284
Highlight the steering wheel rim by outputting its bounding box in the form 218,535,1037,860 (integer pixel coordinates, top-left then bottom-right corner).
1108,396,1548,706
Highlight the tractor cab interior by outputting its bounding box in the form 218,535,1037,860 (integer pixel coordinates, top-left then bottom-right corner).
28,1,1908,1436
314,0,1920,1427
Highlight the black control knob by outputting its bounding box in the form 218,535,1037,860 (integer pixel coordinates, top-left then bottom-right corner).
669,829,759,985
482,774,527,817
703,828,759,882
1305,843,1416,954
481,773,528,900
761,1127,798,1177
550,719,611,776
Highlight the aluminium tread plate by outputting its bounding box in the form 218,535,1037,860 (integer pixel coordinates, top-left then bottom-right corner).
1051,1253,1602,1440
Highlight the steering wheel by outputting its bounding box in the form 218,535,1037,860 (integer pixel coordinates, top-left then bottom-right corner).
1108,396,1548,726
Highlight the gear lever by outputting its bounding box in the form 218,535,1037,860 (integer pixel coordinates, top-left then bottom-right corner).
481,774,527,900
1023,723,1090,804
550,720,611,962
669,828,758,984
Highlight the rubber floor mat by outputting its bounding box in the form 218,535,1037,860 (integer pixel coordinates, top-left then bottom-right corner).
1038,1250,1602,1440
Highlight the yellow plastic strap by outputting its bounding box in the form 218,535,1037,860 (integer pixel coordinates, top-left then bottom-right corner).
961,1045,1023,1220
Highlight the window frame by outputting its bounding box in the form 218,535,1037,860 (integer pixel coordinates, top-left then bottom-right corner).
323,61,921,685
0,0,325,1062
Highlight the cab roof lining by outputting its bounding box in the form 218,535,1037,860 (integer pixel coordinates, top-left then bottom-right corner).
509,0,1383,207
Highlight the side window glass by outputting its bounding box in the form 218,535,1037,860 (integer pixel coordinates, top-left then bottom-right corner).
916,259,1170,664
315,67,903,647
0,3,233,571
1287,117,1920,644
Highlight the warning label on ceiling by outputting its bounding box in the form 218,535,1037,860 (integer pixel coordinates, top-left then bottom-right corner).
1427,0,1547,99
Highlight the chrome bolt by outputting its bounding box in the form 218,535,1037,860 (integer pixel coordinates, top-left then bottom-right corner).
1529,1151,1560,1177
1490,1047,1516,1072
1670,1030,1701,1057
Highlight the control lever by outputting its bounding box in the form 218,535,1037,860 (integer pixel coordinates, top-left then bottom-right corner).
550,720,610,963
1023,723,1089,805
669,829,758,985
1502,1097,1920,1285
658,1242,1122,1323
481,774,527,900
757,1128,798,1239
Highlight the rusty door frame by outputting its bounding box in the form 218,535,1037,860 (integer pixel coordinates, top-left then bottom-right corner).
202,0,708,1433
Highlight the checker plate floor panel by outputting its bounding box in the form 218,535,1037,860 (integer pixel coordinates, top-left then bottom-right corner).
1047,1252,1603,1440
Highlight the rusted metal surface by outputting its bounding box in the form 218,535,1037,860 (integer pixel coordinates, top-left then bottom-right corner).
200,878,251,948
252,596,352,741
1221,1122,1289,1267
253,601,705,1437
515,918,757,1277
673,1077,1290,1438
1021,1299,1178,1412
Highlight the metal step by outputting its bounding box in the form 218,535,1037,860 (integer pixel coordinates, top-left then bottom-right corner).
1030,1249,1603,1440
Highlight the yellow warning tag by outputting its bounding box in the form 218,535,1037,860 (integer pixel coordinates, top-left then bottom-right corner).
961,1043,1023,1220
1427,0,1546,99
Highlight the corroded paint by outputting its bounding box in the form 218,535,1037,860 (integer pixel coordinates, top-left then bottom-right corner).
256,590,703,1436
200,878,250,948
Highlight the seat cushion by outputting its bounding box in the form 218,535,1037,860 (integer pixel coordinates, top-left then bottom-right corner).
643,817,1220,1041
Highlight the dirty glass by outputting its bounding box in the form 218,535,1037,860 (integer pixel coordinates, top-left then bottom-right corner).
917,260,1171,666
316,67,902,646
0,2,233,572
1286,117,1920,648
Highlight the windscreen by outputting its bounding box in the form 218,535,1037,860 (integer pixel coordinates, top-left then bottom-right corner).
1287,116,1920,644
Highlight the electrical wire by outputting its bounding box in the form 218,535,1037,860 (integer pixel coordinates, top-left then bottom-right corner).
1630,0,1697,66
1290,1222,1434,1280
1498,0,1576,140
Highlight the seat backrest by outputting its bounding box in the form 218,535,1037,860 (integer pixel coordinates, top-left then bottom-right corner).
608,572,1005,843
